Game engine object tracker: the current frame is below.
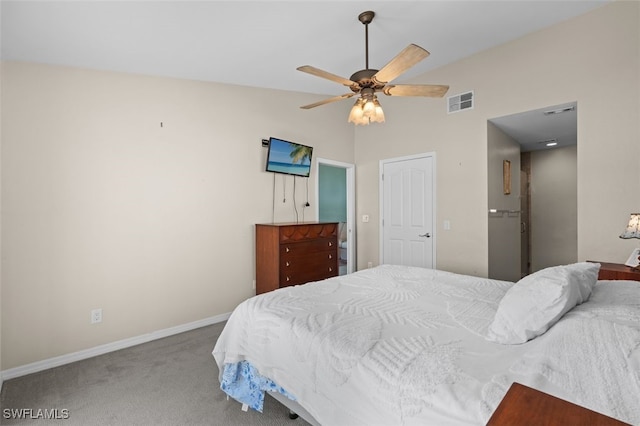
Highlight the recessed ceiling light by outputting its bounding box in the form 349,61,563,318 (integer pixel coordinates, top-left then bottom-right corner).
543,106,575,115
546,142,558,147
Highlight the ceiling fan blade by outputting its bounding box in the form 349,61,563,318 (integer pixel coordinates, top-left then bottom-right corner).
300,93,356,109
383,84,449,98
297,65,356,88
373,44,430,84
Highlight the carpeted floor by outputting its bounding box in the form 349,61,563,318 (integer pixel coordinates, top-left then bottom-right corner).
0,322,309,425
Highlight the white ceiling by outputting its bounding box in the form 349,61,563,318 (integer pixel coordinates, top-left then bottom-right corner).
1,0,610,97
490,102,578,152
1,1,605,148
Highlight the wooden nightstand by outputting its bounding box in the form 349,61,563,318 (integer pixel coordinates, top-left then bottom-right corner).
487,382,629,425
589,261,640,281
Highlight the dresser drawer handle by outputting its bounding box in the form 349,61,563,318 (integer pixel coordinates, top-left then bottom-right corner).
328,267,333,272
328,254,332,259
286,276,291,282
285,247,290,253
286,261,290,267
328,242,333,247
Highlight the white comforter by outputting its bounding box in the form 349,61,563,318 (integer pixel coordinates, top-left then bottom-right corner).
213,265,640,425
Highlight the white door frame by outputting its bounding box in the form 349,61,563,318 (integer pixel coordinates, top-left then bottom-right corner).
315,158,356,274
379,152,437,267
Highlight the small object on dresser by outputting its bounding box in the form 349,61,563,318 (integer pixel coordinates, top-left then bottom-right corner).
623,248,640,270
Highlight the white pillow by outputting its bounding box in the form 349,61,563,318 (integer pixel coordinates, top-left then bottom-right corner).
486,262,600,344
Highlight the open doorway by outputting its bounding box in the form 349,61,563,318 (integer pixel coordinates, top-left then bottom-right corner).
316,158,355,275
488,102,577,281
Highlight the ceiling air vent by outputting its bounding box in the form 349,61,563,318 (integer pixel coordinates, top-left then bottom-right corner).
447,91,474,114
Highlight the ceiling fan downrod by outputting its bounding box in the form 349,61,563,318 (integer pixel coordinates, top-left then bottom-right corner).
359,11,375,70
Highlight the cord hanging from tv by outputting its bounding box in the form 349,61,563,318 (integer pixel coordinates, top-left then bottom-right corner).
265,137,313,178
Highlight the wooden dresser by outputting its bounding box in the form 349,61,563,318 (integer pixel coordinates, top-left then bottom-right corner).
255,222,339,295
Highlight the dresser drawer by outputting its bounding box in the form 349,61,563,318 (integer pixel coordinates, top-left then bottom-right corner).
281,238,337,257
279,223,337,243
280,260,338,287
281,251,337,269
281,249,337,270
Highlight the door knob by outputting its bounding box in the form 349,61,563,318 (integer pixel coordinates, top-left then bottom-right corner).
419,232,431,238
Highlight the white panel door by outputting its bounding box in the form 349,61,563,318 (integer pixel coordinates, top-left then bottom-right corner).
382,155,434,268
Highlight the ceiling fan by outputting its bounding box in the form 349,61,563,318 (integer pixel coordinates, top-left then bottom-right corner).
297,10,449,125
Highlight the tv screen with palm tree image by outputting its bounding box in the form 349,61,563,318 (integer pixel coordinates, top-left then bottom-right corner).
265,137,313,177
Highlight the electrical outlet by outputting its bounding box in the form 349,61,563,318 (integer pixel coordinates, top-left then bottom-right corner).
91,308,102,324
367,261,373,268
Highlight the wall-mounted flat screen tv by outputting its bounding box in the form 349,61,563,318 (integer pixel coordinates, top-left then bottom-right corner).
265,137,313,178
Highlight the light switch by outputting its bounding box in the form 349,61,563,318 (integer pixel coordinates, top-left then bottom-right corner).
362,214,370,223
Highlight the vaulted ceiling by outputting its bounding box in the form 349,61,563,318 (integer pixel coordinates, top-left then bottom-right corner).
1,1,610,96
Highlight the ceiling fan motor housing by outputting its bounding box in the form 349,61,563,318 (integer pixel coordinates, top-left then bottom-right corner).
349,69,384,93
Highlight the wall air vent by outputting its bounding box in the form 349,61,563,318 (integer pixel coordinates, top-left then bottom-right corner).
447,91,474,114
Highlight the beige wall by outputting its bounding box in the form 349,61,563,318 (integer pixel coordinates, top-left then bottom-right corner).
0,63,354,369
0,58,3,385
487,122,521,282
355,1,640,277
531,145,578,271
2,0,639,373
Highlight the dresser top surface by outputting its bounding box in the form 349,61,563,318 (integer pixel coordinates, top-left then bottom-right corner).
256,222,339,227
590,261,639,273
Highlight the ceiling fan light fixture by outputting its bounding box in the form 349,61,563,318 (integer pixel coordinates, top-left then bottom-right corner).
372,98,385,123
348,99,367,125
362,98,376,117
348,95,385,125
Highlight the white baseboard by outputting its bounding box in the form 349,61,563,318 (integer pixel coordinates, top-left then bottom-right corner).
1,312,231,381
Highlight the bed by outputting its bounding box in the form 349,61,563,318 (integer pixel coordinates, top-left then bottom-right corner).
212,263,640,425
